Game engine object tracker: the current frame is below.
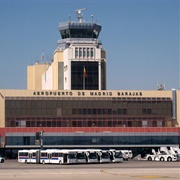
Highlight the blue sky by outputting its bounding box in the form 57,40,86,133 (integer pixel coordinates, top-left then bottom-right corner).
0,0,179,90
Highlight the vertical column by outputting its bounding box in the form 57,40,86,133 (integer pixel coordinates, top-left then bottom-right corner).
98,60,101,90
172,89,176,119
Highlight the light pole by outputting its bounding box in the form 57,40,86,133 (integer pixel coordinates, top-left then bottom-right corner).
40,130,44,150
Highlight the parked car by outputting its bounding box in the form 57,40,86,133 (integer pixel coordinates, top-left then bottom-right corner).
0,156,5,163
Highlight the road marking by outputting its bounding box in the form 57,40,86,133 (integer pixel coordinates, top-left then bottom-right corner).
100,169,127,176
100,169,177,179
133,175,169,179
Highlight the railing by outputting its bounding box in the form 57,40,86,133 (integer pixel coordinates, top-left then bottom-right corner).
59,19,101,26
57,38,102,44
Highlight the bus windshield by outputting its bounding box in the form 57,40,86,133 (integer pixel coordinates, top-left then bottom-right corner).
114,151,122,158
76,153,85,159
101,152,109,159
19,152,28,157
68,153,76,159
89,153,97,159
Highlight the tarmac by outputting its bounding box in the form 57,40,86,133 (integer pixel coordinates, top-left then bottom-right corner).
0,159,179,180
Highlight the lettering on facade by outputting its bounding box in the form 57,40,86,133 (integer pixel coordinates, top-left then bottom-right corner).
33,91,73,96
117,92,142,96
90,92,112,96
78,92,85,96
33,91,142,97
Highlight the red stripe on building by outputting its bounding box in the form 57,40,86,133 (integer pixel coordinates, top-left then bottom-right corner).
0,127,180,134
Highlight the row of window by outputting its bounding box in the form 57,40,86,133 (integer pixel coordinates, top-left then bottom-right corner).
5,107,172,116
75,47,94,59
6,119,170,128
72,108,171,115
6,100,172,109
6,135,178,146
60,28,99,39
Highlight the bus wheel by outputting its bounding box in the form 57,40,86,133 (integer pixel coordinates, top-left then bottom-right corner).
148,157,152,161
167,157,172,161
160,157,164,161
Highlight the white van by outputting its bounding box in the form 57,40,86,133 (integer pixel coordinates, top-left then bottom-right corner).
120,150,133,160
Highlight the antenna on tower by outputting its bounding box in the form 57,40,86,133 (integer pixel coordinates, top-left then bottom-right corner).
69,14,71,23
163,79,166,90
41,50,44,64
73,8,87,23
91,14,94,23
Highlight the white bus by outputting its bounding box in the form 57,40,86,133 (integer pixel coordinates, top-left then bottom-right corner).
18,148,125,164
69,149,87,164
28,149,39,163
18,150,29,163
18,149,38,163
40,149,78,164
40,149,61,164
109,149,123,163
80,149,99,163
97,150,111,163
39,149,88,164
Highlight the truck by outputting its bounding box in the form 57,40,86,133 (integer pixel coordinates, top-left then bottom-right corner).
140,148,177,162
169,146,180,161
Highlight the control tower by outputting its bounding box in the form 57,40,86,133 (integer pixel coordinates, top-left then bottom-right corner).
42,9,106,90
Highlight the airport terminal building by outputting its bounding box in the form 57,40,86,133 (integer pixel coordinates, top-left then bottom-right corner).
0,9,179,158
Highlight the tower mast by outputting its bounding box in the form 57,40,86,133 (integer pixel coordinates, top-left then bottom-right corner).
73,8,87,23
